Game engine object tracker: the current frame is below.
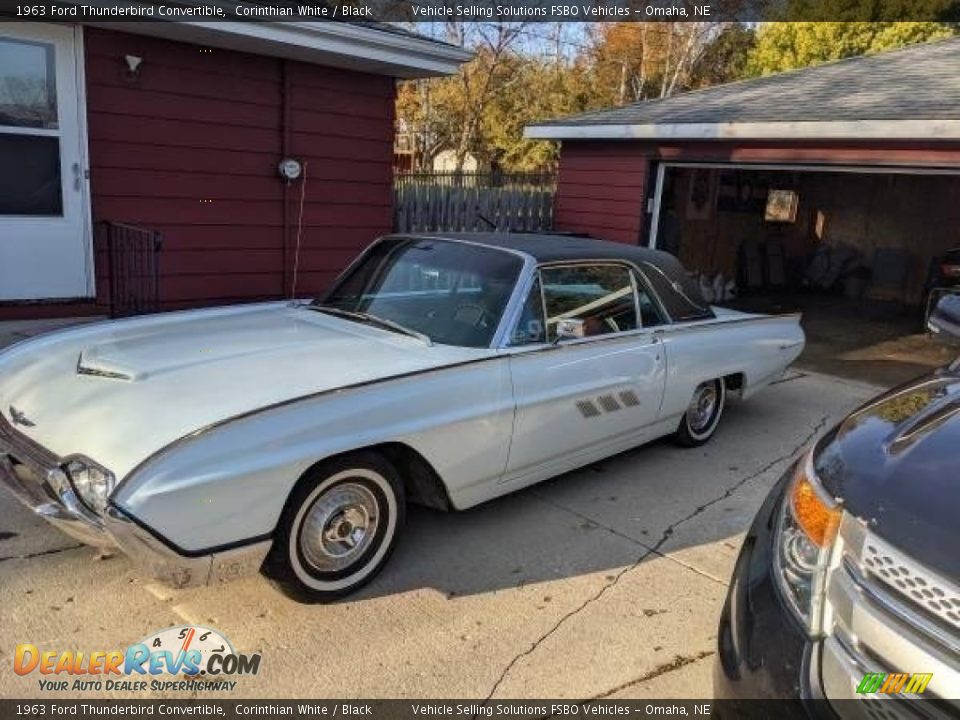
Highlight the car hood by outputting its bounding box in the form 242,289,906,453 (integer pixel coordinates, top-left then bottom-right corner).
814,370,960,579
0,302,490,478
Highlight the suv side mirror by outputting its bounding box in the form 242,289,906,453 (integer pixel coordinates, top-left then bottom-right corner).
554,318,585,343
928,294,960,344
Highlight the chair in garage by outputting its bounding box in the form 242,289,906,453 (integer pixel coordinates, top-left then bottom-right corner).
869,248,911,303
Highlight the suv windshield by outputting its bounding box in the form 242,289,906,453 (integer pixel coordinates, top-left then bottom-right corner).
315,237,523,348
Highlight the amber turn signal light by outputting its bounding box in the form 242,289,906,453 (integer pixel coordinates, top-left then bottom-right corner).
790,463,841,548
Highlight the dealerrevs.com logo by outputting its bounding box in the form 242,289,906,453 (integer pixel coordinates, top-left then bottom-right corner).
14,626,261,693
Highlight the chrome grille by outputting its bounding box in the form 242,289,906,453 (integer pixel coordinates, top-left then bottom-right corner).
0,411,59,469
0,412,64,507
8,457,57,504
862,533,960,632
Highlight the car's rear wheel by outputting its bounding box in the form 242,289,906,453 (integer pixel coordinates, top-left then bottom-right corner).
674,378,726,447
264,451,405,602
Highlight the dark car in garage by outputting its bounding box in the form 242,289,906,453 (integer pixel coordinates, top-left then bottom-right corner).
715,296,960,715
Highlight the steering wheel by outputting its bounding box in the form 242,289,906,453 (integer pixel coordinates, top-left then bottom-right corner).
452,303,495,329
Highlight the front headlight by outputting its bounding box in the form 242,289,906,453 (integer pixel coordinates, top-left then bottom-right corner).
63,458,116,515
773,447,842,636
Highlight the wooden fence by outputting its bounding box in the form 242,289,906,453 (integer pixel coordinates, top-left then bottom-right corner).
395,171,555,189
394,172,555,233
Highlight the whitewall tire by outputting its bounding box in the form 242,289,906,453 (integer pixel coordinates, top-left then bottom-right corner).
674,378,726,447
264,452,405,602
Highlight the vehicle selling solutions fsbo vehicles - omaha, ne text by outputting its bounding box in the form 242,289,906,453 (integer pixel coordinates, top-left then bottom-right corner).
716,294,960,713
0,233,804,600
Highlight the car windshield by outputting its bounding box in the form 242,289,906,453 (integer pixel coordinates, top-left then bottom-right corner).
314,237,523,348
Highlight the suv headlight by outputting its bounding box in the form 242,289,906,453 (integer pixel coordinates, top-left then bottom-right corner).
773,447,842,636
63,458,116,515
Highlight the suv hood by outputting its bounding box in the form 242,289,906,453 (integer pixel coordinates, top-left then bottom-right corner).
0,303,488,478
814,371,960,580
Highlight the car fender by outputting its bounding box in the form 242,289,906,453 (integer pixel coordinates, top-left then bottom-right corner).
112,356,515,553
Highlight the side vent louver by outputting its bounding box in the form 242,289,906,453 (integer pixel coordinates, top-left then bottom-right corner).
576,400,602,418
577,391,640,418
597,395,621,413
619,391,640,407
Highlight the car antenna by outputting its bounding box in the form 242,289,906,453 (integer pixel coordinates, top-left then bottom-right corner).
290,161,309,302
476,208,498,230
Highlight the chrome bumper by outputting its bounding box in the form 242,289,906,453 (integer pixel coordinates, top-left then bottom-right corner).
104,507,271,589
0,414,269,588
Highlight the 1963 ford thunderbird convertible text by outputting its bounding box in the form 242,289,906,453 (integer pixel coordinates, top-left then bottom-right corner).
0,233,804,600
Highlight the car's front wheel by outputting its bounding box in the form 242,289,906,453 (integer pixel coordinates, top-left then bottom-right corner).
264,451,405,602
674,378,726,447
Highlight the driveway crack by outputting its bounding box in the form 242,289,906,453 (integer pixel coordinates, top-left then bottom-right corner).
530,492,727,586
479,415,829,704
0,544,85,564
588,649,715,700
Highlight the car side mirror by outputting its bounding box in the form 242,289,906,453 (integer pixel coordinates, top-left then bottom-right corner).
554,318,585,344
928,294,960,344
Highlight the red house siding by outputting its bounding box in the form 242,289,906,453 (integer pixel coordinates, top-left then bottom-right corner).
82,27,394,313
554,142,652,244
553,139,960,248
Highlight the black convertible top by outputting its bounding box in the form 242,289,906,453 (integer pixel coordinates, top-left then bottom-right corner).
396,232,714,322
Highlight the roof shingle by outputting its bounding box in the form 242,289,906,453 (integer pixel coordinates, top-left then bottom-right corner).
529,37,960,131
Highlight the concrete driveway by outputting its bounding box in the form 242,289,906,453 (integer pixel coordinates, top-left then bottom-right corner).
0,371,880,700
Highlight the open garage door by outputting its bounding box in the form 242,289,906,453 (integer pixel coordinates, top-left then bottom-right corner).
647,163,960,385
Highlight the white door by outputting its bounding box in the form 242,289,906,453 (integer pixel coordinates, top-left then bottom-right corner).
0,23,91,300
503,263,667,485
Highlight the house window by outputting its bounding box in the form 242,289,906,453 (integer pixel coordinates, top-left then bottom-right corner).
0,36,62,216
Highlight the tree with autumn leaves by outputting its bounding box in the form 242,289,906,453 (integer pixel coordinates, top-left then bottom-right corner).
396,20,958,173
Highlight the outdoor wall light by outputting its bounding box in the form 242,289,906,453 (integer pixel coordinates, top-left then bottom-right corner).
123,54,144,78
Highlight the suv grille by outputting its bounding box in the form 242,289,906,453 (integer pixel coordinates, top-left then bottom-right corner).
819,514,960,706
862,534,960,631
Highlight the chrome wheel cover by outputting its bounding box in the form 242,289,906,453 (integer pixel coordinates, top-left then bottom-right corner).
686,382,718,434
299,482,380,573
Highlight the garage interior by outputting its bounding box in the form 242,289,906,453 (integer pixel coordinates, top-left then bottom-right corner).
651,164,959,386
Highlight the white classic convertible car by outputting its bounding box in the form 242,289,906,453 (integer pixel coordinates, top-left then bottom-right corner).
0,233,804,600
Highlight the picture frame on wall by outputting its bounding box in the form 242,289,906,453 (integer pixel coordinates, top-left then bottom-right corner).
765,189,799,223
